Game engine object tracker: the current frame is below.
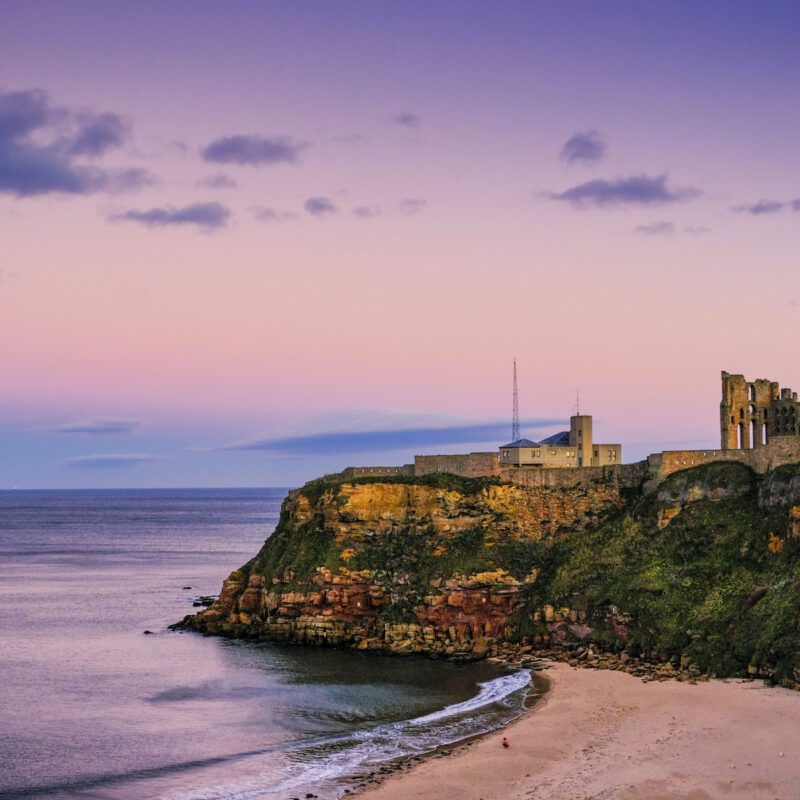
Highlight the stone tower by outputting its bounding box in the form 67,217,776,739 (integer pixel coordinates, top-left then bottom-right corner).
720,371,798,449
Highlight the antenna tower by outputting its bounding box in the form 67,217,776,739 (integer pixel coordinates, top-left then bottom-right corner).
512,358,520,442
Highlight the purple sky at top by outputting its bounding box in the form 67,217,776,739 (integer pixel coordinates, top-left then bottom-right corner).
1,1,799,487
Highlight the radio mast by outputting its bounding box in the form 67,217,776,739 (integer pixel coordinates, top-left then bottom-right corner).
512,358,520,442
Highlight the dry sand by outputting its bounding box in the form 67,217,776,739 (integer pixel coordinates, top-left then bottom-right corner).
357,662,800,800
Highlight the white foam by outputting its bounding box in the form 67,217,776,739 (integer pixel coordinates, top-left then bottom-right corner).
163,670,532,800
409,669,531,726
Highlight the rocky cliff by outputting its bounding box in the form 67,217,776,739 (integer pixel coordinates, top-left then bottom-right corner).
178,463,800,687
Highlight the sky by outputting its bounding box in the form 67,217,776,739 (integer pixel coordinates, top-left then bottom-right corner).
1,0,799,488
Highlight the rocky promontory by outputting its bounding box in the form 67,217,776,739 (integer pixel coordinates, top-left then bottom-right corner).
177,463,800,687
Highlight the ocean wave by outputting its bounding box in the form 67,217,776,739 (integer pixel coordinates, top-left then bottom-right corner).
164,669,532,800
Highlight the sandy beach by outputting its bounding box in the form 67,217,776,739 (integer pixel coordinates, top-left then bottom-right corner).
358,662,800,800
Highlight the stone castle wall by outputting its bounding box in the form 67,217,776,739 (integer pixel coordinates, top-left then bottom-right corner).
331,438,800,494
414,452,501,477
500,461,649,489
646,438,800,489
337,465,415,479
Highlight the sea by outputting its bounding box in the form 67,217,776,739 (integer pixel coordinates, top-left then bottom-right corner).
0,488,531,800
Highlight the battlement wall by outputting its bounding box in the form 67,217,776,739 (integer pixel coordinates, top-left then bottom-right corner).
414,452,501,478
646,438,800,489
334,465,415,480
499,461,648,489
330,439,800,494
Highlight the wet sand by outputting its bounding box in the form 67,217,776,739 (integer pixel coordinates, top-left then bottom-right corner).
357,661,800,800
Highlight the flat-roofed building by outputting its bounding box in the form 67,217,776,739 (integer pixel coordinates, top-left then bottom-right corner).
499,415,621,468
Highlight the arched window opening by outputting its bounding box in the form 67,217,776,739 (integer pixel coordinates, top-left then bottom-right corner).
762,423,768,445
750,420,756,449
737,423,744,449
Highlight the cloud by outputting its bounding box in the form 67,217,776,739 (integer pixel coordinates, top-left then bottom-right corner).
250,206,297,222
201,134,307,166
331,133,367,146
252,206,279,222
548,174,701,208
732,199,786,215
352,205,381,219
684,225,711,235
47,418,139,435
112,201,230,231
0,88,151,197
196,173,238,189
64,453,164,468
399,197,427,215
633,221,675,236
219,416,567,456
793,199,800,211
305,196,338,217
391,112,421,128
560,130,606,165
66,113,128,157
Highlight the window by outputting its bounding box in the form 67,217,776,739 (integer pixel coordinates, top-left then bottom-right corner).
535,450,540,457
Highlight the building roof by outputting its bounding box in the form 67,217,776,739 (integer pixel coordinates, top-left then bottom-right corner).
500,438,540,448
539,430,570,445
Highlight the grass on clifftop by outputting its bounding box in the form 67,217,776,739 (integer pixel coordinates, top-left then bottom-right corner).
551,462,800,683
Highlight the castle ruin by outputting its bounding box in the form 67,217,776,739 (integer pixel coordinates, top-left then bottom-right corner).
721,371,800,450
333,371,800,493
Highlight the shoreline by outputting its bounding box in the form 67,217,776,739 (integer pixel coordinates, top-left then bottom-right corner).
354,661,800,800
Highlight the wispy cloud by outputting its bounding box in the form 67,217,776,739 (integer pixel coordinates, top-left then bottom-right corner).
390,112,421,128
399,197,427,215
112,202,230,231
305,196,338,217
548,174,701,208
196,173,238,189
633,220,675,236
331,133,367,146
352,205,381,219
201,134,308,166
559,129,606,165
64,453,164,468
46,418,139,435
219,417,566,456
732,199,788,215
0,88,152,197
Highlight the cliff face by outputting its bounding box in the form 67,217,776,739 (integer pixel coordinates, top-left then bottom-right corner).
182,474,630,659
180,464,800,687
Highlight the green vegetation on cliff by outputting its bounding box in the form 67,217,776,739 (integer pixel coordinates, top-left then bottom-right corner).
188,461,800,686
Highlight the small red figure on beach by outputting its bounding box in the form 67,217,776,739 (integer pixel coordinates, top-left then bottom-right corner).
502,737,510,748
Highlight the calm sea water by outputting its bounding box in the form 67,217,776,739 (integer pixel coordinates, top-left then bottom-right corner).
0,489,529,800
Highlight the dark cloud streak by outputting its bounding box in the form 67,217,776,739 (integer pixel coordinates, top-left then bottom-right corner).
305,196,338,217
548,174,701,208
634,221,675,236
222,419,567,456
47,418,139,435
112,202,230,231
560,130,606,164
64,453,163,468
201,135,307,165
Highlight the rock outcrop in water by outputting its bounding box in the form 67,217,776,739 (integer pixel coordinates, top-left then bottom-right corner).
178,463,800,687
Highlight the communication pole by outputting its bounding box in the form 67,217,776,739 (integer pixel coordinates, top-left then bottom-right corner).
512,358,520,442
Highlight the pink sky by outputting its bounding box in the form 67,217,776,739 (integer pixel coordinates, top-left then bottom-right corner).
1,2,799,486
